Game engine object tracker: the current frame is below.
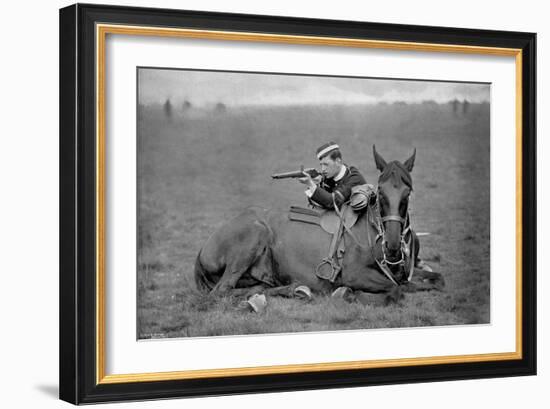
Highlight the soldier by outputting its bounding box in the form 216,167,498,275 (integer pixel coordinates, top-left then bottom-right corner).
298,142,367,210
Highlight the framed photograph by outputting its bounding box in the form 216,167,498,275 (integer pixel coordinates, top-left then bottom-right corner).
59,3,536,404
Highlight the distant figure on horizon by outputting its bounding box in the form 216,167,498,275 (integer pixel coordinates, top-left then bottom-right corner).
215,102,227,113
452,98,459,116
164,98,172,119
462,99,470,115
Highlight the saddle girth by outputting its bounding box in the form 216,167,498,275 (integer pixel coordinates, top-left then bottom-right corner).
287,204,352,283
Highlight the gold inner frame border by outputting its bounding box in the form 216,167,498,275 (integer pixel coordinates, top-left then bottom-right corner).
95,23,523,385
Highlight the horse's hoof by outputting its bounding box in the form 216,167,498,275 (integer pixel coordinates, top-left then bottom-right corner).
247,293,267,313
416,260,433,272
331,286,355,303
294,285,312,301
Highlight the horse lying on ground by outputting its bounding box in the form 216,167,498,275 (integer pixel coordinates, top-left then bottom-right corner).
194,146,444,305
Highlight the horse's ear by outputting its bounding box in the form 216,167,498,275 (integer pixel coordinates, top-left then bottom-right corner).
403,148,416,172
373,145,387,172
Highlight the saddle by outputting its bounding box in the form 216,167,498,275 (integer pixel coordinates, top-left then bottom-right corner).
288,204,359,282
288,205,359,233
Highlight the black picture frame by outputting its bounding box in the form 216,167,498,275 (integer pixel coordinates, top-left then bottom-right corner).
59,3,536,405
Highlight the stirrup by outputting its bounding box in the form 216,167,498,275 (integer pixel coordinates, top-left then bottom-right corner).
315,258,341,282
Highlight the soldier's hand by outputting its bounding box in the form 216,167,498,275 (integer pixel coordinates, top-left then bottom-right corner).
298,171,316,188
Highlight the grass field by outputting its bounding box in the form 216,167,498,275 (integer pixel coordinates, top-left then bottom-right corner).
136,101,490,339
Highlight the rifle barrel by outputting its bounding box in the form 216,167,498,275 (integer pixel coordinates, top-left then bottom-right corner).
271,168,319,179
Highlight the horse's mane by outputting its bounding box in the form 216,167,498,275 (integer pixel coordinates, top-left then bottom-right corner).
378,161,413,190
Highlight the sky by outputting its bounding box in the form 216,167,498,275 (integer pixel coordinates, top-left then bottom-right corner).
138,68,490,107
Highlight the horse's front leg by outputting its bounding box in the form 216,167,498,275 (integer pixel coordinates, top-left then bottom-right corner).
410,269,445,291
341,265,405,306
230,285,267,298
353,286,404,306
342,265,397,294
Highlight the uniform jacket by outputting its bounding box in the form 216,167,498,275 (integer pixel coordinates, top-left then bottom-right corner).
309,165,366,209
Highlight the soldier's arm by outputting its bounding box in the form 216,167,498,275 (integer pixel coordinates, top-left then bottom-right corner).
317,171,367,209
309,186,337,209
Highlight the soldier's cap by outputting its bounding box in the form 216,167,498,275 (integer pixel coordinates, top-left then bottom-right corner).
316,142,340,160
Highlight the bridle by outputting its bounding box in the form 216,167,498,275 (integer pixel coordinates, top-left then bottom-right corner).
378,212,411,266
331,186,415,286
374,190,415,284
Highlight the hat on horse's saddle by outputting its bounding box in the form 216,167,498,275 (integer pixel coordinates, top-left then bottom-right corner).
316,141,340,159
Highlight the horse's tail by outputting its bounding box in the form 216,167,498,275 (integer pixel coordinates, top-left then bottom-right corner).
194,249,214,293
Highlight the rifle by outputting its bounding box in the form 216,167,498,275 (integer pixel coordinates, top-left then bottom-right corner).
271,166,321,180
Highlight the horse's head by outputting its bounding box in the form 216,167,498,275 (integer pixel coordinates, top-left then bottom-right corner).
373,145,416,263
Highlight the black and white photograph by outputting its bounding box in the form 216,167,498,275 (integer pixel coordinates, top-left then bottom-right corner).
136,68,490,339
2,0,544,406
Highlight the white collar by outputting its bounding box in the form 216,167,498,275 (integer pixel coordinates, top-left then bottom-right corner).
333,165,347,182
